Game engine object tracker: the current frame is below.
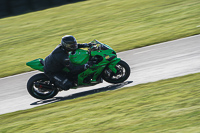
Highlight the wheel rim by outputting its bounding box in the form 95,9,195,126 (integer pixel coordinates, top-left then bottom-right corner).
32,80,55,97
104,64,127,81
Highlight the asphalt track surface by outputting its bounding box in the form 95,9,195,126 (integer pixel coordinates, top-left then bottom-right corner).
0,35,200,115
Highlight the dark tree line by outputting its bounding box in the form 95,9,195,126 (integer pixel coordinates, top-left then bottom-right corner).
0,0,85,18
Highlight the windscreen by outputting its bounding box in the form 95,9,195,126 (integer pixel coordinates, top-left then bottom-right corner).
91,40,113,50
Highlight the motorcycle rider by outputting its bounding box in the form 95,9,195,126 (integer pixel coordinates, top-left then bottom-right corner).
44,35,92,90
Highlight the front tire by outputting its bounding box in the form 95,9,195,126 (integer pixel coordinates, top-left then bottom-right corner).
102,60,130,84
27,73,58,100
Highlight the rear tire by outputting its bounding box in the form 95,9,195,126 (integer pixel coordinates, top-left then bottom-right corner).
27,73,58,100
102,60,130,84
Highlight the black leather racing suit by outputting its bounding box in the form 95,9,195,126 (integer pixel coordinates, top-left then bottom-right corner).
44,43,89,90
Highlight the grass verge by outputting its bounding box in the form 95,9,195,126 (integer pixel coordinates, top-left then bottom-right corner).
0,0,200,78
0,73,200,133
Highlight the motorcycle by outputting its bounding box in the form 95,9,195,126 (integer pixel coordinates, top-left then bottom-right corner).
26,40,130,99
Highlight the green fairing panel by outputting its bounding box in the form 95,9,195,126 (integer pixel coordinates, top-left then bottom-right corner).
69,49,89,65
91,49,113,57
91,48,120,74
78,64,105,85
26,58,44,71
108,58,121,73
77,58,120,85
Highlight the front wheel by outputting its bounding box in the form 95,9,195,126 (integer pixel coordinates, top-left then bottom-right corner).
102,60,130,84
27,73,58,100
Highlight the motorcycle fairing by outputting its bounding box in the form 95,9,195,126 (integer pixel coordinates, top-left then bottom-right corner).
77,57,121,86
107,58,121,74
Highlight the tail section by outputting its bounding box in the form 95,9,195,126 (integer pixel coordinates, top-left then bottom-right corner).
26,58,44,71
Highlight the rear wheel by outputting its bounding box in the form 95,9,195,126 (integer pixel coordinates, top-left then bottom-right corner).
27,73,58,100
102,60,130,84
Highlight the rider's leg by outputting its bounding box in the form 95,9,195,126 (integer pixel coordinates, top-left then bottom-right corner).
53,74,72,90
45,72,72,90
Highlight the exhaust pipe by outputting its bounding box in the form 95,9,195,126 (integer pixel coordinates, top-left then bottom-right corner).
34,82,54,90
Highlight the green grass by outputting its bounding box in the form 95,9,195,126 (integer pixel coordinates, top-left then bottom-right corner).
0,73,200,133
0,0,200,78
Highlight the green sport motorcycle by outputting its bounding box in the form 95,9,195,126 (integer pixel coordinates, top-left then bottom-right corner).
26,40,130,99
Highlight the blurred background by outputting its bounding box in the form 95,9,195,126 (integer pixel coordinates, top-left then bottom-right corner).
0,0,199,78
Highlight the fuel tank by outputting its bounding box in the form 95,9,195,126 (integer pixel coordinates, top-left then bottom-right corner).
69,49,89,65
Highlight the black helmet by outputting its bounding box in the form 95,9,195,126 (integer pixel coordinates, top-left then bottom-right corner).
61,35,78,51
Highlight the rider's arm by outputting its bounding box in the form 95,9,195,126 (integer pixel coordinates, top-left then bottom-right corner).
64,59,85,74
78,43,94,48
77,43,90,48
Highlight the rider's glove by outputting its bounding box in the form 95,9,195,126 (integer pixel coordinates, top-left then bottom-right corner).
79,43,94,48
64,59,70,67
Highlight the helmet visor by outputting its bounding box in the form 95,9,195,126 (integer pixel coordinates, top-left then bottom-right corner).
62,40,78,51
